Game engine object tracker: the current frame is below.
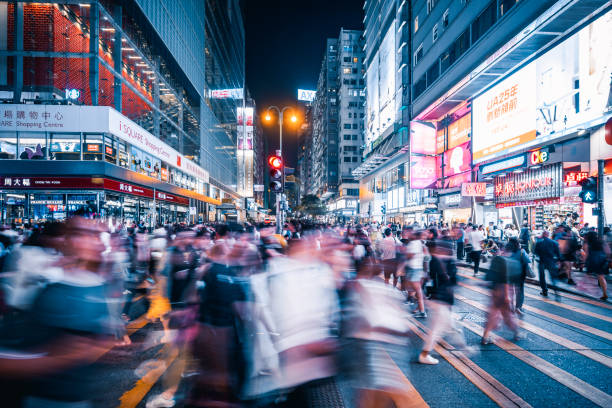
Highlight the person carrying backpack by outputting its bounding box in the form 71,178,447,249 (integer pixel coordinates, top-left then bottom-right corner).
481,243,522,344
506,238,534,315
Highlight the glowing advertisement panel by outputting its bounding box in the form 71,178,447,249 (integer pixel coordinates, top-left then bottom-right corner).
444,141,471,176
410,121,436,155
365,51,379,146
473,12,612,163
297,89,316,102
448,113,471,149
410,156,439,189
472,63,537,163
378,25,396,138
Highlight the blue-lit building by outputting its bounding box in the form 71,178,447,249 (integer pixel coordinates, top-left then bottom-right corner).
0,0,246,225
356,0,611,227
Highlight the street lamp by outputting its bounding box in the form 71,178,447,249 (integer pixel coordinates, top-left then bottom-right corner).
265,105,297,156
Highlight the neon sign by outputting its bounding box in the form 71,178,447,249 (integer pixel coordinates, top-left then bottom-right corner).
529,149,549,165
564,171,588,185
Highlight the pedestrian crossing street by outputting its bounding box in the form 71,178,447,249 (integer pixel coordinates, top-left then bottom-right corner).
392,267,612,408
105,266,612,408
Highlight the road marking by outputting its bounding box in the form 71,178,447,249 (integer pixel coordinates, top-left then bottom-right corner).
459,269,612,310
407,318,531,408
459,319,612,407
455,294,612,369
118,344,177,408
457,281,612,342
380,349,430,408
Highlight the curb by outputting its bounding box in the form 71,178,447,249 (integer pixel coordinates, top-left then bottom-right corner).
457,262,610,303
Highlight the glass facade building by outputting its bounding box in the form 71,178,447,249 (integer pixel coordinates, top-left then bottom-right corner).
0,0,246,225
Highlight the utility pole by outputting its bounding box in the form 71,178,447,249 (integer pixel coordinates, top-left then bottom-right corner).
598,159,604,239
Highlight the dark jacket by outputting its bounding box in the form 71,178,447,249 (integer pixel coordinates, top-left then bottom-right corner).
534,237,561,263
428,256,456,305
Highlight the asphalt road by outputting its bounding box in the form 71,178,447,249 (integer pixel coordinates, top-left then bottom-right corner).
94,266,612,407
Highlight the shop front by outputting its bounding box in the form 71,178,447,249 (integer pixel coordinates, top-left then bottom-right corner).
0,176,192,226
491,163,593,230
439,193,472,225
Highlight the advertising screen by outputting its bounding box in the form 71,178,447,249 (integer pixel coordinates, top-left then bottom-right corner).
365,25,395,147
448,113,471,149
473,12,612,163
410,156,439,189
472,62,537,163
444,172,471,189
410,121,436,154
297,89,316,102
444,141,471,176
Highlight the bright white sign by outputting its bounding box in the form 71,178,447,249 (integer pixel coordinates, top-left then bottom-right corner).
472,63,537,163
297,89,316,102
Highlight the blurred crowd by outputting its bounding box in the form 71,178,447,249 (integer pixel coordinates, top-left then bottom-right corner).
0,217,608,407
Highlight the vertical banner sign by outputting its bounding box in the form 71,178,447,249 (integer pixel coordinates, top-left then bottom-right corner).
237,106,254,197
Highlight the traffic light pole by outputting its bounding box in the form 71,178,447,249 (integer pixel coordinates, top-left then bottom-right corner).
598,159,604,239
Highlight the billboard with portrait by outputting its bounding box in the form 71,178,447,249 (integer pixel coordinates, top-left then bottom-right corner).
444,141,471,176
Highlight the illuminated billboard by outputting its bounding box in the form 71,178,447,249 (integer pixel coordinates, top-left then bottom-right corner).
297,89,316,102
210,88,243,99
473,12,612,163
410,156,439,189
472,63,537,163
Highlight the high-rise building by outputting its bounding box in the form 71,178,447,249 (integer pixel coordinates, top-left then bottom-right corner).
297,104,314,200
355,0,611,226
354,0,412,223
409,0,611,227
0,0,246,225
309,29,365,220
311,38,339,199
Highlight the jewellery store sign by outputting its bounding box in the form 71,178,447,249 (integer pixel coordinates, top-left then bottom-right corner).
494,163,562,203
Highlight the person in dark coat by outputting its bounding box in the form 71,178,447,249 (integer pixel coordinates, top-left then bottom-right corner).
534,230,561,297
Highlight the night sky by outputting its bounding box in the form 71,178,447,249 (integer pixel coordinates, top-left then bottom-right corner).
243,0,364,167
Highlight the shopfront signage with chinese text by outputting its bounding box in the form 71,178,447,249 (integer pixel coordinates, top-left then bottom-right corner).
564,171,588,186
156,191,189,206
461,182,487,197
494,163,562,203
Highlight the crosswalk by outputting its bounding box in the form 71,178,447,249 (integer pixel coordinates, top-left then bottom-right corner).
395,267,612,407
105,267,612,407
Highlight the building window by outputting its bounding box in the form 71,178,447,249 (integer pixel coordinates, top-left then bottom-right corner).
352,124,358,129
49,133,80,161
414,44,423,66
443,9,449,28
0,132,17,159
344,124,351,129
353,57,358,63
343,67,351,74
344,134,351,140
427,0,437,14
500,0,517,16
472,1,496,43
414,15,419,32
427,62,440,87
352,134,358,140
433,24,439,42
348,112,352,118
343,57,351,62
19,132,47,160
352,68,358,74
344,156,351,162
352,157,359,162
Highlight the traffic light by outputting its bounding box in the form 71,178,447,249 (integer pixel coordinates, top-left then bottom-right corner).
381,204,386,215
579,176,597,203
268,155,284,193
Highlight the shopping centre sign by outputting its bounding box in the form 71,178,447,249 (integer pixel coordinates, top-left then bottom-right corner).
0,104,209,184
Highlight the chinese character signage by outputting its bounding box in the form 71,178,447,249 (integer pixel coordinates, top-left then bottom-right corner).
494,163,562,203
472,63,537,163
461,182,487,197
564,171,588,186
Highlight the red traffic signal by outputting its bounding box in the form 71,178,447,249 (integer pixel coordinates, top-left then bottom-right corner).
268,155,282,169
